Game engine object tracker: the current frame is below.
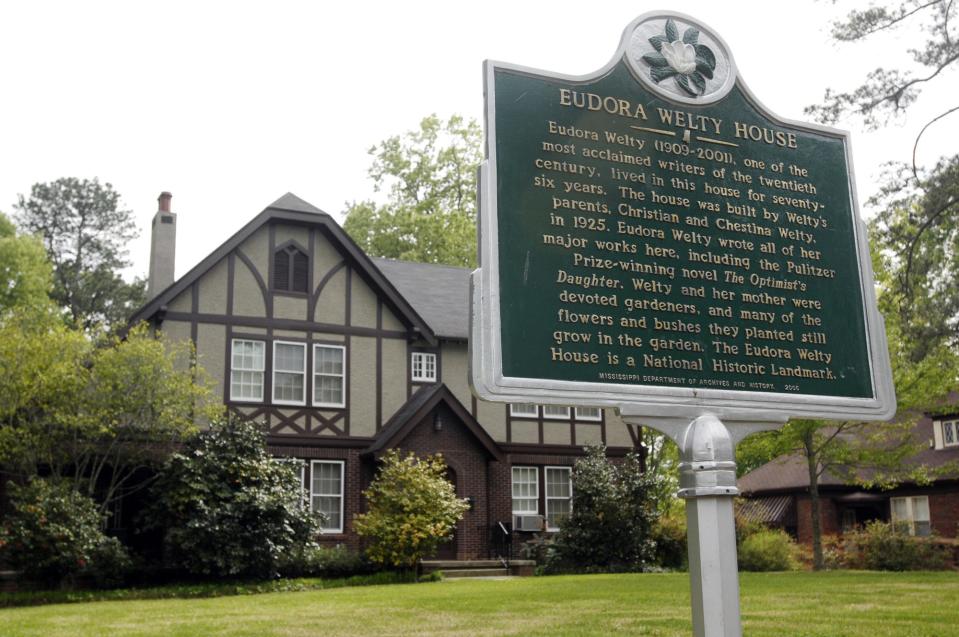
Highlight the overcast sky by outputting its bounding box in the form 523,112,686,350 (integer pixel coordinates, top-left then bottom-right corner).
1,1,955,281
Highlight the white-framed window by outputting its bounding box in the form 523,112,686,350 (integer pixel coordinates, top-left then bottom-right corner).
512,466,539,514
230,339,265,402
313,344,346,408
510,403,538,418
411,352,437,382
575,407,602,422
545,466,572,531
890,495,931,537
311,460,344,533
273,341,306,405
543,405,571,420
942,420,958,447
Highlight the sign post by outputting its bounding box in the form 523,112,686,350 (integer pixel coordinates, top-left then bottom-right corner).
471,12,895,636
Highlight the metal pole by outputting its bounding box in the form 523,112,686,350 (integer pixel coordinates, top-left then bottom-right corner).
677,414,742,637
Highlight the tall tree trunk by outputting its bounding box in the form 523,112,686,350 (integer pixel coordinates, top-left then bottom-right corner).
803,430,824,570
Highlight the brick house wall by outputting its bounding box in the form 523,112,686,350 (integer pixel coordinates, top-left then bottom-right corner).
795,494,840,544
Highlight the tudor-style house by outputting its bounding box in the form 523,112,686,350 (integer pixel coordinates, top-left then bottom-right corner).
131,192,645,559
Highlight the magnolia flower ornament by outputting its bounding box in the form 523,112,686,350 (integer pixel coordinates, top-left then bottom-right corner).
661,40,697,75
640,18,717,97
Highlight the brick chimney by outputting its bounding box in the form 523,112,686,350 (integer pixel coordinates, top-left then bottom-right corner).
147,191,176,299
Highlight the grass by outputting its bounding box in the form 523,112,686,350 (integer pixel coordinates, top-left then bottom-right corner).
1,571,958,636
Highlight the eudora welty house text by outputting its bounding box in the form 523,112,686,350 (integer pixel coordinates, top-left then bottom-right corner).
132,192,643,559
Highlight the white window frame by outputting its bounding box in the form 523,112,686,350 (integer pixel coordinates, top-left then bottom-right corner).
510,403,538,418
511,466,539,515
411,352,437,382
543,405,571,420
312,344,346,408
229,338,265,402
545,466,573,532
575,407,602,422
890,495,931,537
311,460,345,534
942,420,959,448
272,341,307,405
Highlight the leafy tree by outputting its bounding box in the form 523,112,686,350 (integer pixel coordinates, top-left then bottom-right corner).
0,212,53,315
353,450,468,568
547,445,660,572
754,0,959,571
0,317,217,514
14,177,145,331
343,115,482,267
805,1,959,355
148,418,320,579
0,477,131,588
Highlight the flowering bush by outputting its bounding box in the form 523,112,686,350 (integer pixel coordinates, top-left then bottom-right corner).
354,450,468,568
841,521,949,571
0,478,130,588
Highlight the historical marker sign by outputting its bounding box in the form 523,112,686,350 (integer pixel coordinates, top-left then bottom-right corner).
471,12,895,421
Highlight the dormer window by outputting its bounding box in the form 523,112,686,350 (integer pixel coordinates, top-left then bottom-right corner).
273,243,309,293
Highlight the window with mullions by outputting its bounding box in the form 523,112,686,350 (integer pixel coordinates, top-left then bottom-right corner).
230,339,265,402
273,243,309,293
512,466,539,514
890,496,931,536
311,460,344,533
313,344,345,408
942,420,958,447
273,341,306,405
545,467,572,531
411,352,437,382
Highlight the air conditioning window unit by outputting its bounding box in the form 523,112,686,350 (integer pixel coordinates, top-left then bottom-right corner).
513,514,544,532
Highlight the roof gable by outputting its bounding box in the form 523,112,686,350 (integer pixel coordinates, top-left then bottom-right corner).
365,384,503,461
129,194,436,345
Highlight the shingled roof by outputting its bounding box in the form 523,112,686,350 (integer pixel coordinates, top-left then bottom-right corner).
738,411,959,495
372,258,470,340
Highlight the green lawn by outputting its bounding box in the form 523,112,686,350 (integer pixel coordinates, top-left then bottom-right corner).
1,571,957,636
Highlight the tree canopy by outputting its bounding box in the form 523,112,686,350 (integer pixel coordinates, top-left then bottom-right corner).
14,177,145,331
0,211,52,316
343,114,483,267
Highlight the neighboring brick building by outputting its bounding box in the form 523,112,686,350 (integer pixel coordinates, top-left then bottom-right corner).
130,192,645,559
737,412,959,542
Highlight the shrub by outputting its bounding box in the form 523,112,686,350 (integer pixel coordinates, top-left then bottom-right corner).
842,520,949,571
651,511,687,570
354,450,469,568
0,478,131,588
546,445,659,573
147,418,321,579
738,529,800,572
279,545,373,579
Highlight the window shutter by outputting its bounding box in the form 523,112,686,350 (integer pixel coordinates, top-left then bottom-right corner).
292,250,309,292
274,250,290,290
933,421,944,450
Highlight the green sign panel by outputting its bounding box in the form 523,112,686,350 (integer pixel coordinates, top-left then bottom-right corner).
472,13,895,420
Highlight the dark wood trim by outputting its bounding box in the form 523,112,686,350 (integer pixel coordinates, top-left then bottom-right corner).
344,265,352,437
376,300,382,430
310,261,346,322
308,228,316,301
190,284,199,344
502,443,637,457
234,249,270,315
471,395,477,419
267,434,376,448
226,254,235,317
505,404,512,443
159,311,408,339
268,223,276,308
223,326,233,404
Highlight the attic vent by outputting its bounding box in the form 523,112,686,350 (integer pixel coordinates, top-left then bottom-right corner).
273,243,309,293
161,215,174,224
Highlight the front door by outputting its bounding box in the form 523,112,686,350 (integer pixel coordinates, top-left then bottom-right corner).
433,466,458,560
